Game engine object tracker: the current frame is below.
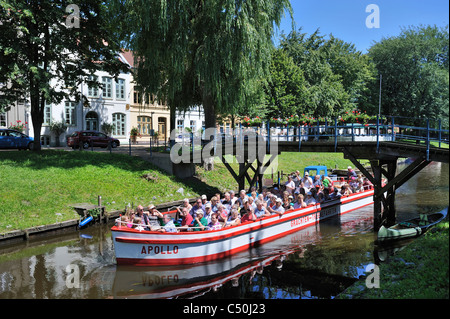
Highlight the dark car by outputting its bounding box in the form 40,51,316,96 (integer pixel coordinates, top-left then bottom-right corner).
0,129,35,150
67,131,120,149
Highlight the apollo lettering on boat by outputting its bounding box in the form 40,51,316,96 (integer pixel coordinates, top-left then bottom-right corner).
141,245,179,255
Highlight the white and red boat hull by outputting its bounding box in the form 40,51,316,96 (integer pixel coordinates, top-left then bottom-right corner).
112,190,374,266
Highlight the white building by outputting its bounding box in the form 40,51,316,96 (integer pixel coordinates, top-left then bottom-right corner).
175,105,205,140
1,52,134,146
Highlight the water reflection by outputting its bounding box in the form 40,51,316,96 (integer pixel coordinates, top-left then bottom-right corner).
0,162,448,299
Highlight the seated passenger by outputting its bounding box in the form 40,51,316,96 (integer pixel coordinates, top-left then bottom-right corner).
254,200,271,218
362,177,373,190
118,215,128,227
267,198,285,216
317,192,326,204
293,194,307,209
204,203,213,223
313,175,322,188
329,187,342,200
304,192,316,205
190,198,205,217
216,203,229,223
321,175,333,189
237,190,246,208
285,176,295,195
132,217,145,231
191,210,208,231
241,206,257,223
158,215,178,232
178,207,193,231
146,205,162,231
221,192,233,211
178,198,192,213
225,209,241,227
208,213,222,230
355,181,364,193
210,196,219,212
301,172,313,192
247,196,257,211
340,184,352,196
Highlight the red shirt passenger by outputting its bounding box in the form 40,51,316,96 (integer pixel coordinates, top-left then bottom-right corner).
178,207,194,230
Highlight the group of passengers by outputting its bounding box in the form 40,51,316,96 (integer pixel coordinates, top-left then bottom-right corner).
117,166,373,233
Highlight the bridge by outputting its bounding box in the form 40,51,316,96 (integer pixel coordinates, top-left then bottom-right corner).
176,115,448,229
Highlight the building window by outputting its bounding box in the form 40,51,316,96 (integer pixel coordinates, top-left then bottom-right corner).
102,77,112,98
190,120,196,132
116,78,125,100
64,101,77,126
41,135,50,146
0,113,7,127
177,119,184,134
43,102,52,126
112,112,126,136
133,91,140,104
137,116,151,135
87,75,98,97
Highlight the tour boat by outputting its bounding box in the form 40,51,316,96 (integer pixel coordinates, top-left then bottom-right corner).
111,188,374,266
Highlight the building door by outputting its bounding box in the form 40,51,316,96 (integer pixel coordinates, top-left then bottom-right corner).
85,111,98,131
158,117,166,141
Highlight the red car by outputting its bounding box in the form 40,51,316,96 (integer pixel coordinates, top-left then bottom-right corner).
67,131,120,149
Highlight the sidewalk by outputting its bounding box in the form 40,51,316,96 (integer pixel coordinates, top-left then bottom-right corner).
42,143,169,162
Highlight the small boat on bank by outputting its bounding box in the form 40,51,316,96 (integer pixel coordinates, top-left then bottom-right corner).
377,207,448,244
111,188,374,266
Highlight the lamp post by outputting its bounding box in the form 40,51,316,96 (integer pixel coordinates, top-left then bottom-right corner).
378,74,382,118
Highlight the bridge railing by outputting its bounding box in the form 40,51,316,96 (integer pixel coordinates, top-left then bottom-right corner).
203,115,449,160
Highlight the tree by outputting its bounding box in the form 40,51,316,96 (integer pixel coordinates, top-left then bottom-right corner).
367,25,449,126
279,28,376,118
263,48,307,119
123,0,293,136
0,0,128,150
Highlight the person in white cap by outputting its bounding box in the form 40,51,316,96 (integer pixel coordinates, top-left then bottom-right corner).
301,171,313,192
268,198,285,216
347,166,357,181
201,194,209,206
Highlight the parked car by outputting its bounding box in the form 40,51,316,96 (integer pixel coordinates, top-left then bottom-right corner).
0,129,34,150
67,131,120,149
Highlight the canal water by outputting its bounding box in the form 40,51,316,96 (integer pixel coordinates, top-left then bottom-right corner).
0,162,448,299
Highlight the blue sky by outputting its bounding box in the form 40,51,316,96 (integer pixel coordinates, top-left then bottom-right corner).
274,0,449,53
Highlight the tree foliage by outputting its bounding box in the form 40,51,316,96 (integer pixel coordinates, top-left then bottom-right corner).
367,25,449,126
122,0,293,130
263,48,306,119
0,0,128,150
268,28,376,119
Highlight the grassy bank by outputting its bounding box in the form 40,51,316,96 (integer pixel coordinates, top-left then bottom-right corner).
0,149,354,233
0,150,200,233
338,219,449,299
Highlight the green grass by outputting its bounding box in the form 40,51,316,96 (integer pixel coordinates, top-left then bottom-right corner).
0,150,200,233
339,220,449,299
0,149,355,233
